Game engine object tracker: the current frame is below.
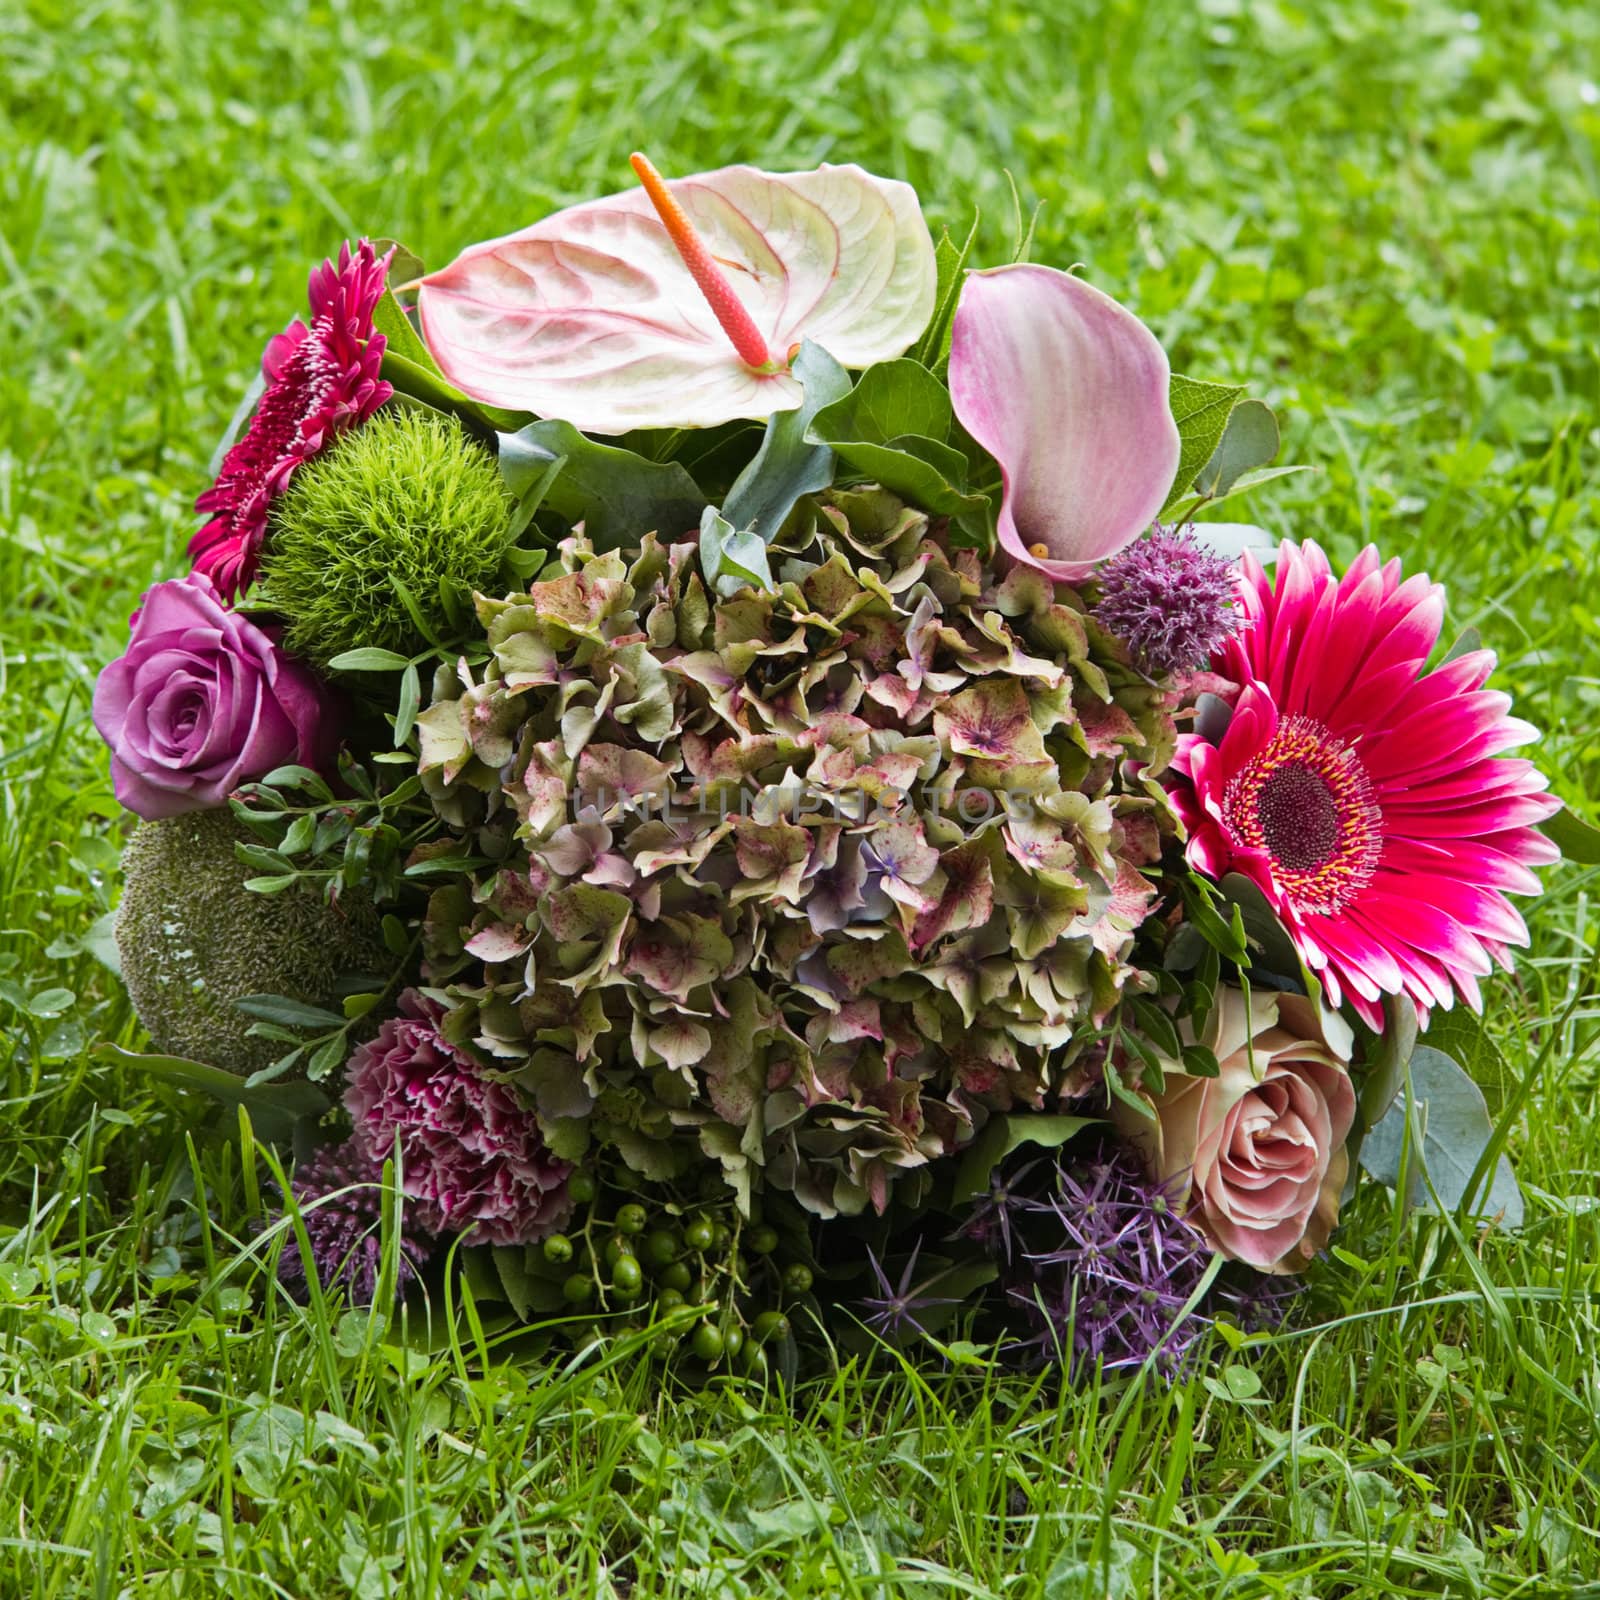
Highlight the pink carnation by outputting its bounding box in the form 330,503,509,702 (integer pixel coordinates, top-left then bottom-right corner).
344,992,571,1247
191,240,392,601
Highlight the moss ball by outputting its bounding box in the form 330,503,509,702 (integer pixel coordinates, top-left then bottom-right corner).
261,406,515,669
116,809,390,1076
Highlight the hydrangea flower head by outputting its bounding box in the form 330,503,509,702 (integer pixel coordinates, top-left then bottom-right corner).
191,239,392,599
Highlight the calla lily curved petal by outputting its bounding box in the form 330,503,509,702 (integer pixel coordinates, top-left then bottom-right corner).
948,264,1180,582
417,164,936,435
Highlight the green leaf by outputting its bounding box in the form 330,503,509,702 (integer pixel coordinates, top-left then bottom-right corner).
1421,1006,1513,1113
1359,1045,1524,1225
809,358,951,447
496,420,706,552
93,1043,329,1142
393,664,421,750
1192,398,1280,498
1542,802,1600,864
699,506,775,598
1160,374,1243,515
914,213,980,370
827,434,991,521
1359,991,1420,1131
1163,464,1315,523
720,340,851,543
326,647,413,673
233,995,348,1029
952,1114,1097,1204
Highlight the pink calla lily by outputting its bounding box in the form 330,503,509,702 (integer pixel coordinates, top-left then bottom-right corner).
948,264,1181,582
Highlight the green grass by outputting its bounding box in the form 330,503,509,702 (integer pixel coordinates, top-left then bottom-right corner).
3,0,1599,1592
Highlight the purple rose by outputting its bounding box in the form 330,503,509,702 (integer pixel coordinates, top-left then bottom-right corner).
92,573,333,820
344,991,572,1246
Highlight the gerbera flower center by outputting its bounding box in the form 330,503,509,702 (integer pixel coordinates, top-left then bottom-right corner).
1222,716,1382,913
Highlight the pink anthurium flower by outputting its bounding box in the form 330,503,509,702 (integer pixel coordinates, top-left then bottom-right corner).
416,155,936,435
948,264,1181,582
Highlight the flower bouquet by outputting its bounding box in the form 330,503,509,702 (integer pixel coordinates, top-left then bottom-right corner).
94,153,1577,1377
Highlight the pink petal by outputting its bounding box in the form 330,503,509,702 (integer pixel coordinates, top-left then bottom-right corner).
948,265,1180,582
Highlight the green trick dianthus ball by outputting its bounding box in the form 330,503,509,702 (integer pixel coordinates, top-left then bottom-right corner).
261,406,515,669
115,809,390,1076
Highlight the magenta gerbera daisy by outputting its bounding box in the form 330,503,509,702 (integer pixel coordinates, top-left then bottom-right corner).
1171,539,1560,1030
190,239,393,600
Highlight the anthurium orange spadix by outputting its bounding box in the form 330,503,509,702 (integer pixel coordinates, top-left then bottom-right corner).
416,156,937,434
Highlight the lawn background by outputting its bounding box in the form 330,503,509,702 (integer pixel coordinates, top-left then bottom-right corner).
2,0,1598,1593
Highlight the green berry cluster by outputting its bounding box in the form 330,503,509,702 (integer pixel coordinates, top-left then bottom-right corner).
530,1169,813,1372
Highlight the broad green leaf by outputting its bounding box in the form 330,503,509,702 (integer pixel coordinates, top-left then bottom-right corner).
828,434,991,520
699,506,775,597
497,420,706,551
952,1113,1097,1203
809,358,951,446
1192,398,1280,498
1542,803,1600,864
379,349,524,435
1421,1006,1513,1113
1359,1045,1524,1226
1160,373,1243,515
721,341,851,543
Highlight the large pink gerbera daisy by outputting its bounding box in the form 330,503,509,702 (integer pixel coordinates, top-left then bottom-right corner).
190,239,393,600
1170,539,1559,1030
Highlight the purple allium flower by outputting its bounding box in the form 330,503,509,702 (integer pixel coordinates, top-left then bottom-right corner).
276,1139,434,1305
860,1238,964,1343
999,1147,1215,1376
345,990,573,1246
1093,526,1241,677
1220,1269,1305,1335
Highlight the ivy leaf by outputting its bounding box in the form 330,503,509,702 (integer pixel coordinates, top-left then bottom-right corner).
951,1113,1097,1204
496,420,706,552
720,341,851,543
1160,373,1243,515
1359,1046,1524,1226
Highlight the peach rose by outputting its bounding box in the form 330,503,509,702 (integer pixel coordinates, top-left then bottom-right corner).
1115,988,1356,1272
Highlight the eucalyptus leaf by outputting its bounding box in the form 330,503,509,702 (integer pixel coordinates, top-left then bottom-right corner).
1192,398,1280,498
952,1114,1097,1204
1542,803,1600,864
1359,1045,1524,1226
720,341,851,544
496,420,706,551
1358,991,1420,1131
1185,522,1280,564
1160,374,1243,515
